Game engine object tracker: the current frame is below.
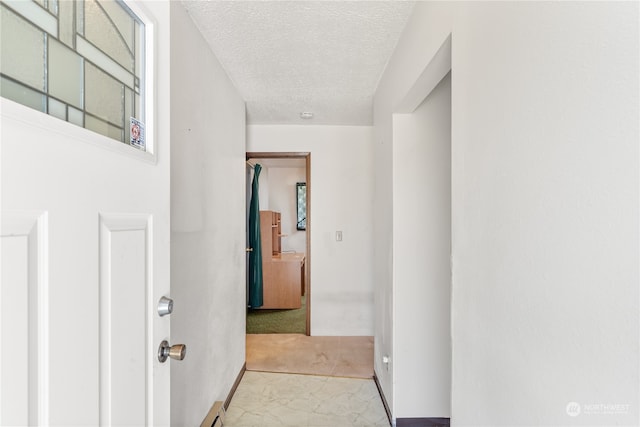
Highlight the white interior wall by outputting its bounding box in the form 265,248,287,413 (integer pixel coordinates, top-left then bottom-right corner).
373,2,456,413
247,125,374,336
374,1,639,424
170,3,246,425
393,72,452,418
266,167,307,254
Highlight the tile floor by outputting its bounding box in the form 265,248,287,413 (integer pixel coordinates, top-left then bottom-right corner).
223,371,390,427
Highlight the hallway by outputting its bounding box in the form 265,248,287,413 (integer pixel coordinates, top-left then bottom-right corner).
224,371,389,426
1,1,636,426
221,335,386,426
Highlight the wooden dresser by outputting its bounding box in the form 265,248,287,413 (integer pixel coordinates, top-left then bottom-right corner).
259,210,305,309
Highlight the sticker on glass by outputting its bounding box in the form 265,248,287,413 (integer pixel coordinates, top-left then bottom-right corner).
130,117,146,151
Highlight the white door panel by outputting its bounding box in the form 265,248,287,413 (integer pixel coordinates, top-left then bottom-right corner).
0,211,47,426
0,235,29,425
1,96,170,425
99,215,149,426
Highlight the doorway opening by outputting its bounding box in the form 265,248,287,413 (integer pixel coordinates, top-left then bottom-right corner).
246,152,311,336
389,33,452,421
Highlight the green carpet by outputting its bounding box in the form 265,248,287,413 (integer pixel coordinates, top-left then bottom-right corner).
247,296,306,334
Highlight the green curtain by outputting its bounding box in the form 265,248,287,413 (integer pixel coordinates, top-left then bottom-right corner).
248,164,263,308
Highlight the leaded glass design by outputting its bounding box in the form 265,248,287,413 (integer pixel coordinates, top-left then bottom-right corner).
297,182,307,230
0,0,145,148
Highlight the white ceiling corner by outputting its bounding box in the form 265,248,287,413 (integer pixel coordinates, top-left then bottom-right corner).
180,1,416,126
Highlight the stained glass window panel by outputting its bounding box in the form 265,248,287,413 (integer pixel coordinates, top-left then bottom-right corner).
86,114,122,141
134,20,142,79
68,106,84,127
84,0,134,73
48,0,58,15
85,61,124,128
58,0,75,47
0,76,45,111
125,87,133,143
98,0,134,51
1,0,145,148
76,0,84,35
48,97,67,120
0,5,46,91
49,38,83,108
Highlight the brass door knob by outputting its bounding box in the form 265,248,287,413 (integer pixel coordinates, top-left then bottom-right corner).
158,340,186,363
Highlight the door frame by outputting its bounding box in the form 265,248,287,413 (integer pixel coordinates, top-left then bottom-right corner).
246,151,311,336
390,33,452,421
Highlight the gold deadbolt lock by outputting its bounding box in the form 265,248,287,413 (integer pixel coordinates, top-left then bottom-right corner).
158,340,186,363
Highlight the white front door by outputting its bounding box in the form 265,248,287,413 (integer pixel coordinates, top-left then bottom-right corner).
1,95,171,424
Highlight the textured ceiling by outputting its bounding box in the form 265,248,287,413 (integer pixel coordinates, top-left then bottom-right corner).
181,1,415,125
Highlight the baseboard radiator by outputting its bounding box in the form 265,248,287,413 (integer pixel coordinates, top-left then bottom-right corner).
199,363,246,427
200,401,225,427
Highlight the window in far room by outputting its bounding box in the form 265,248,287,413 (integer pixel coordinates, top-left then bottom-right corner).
296,182,307,230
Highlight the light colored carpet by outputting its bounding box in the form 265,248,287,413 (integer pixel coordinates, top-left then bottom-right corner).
246,334,374,379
